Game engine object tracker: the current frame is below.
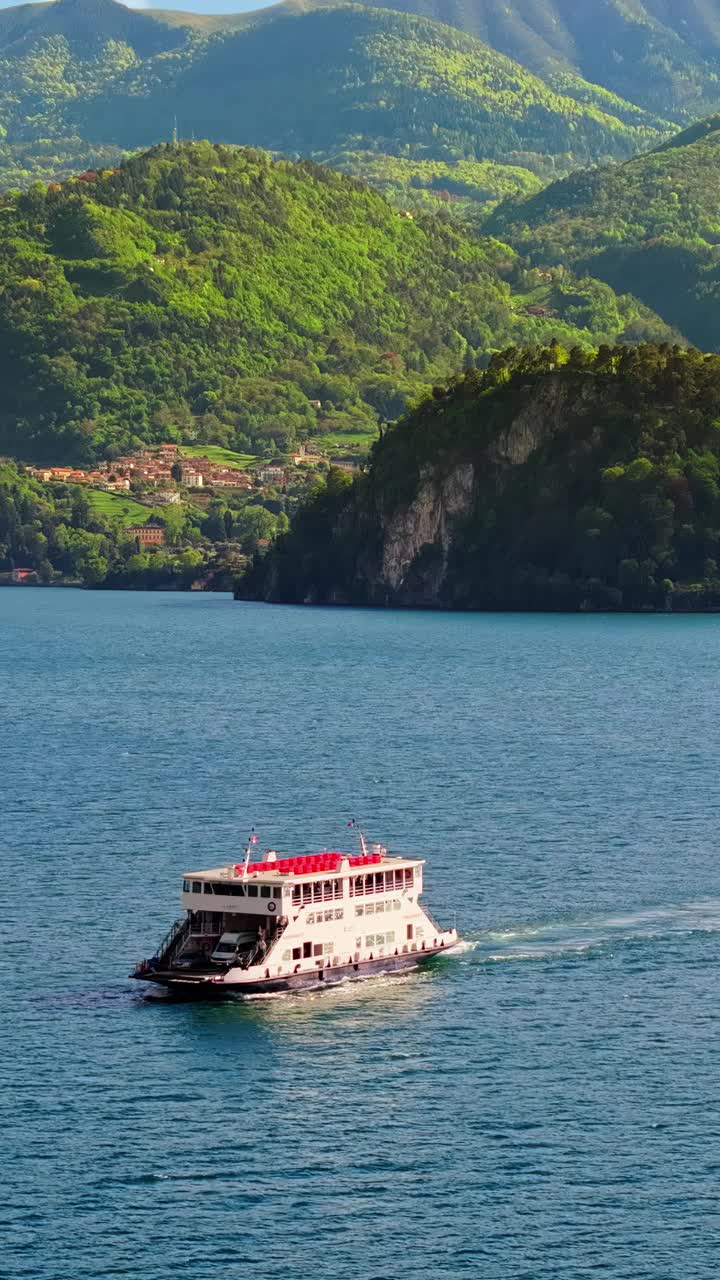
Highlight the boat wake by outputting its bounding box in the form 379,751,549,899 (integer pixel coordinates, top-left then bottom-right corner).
465,898,720,964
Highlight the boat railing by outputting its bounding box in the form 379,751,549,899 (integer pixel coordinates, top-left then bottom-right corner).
420,900,446,935
154,916,191,968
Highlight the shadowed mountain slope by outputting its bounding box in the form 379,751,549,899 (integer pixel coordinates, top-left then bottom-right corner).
277,0,720,121
487,116,720,350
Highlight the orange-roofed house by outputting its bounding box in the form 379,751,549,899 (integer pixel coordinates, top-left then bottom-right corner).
129,524,165,548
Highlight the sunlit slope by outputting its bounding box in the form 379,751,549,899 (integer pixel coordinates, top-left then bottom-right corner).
0,142,673,464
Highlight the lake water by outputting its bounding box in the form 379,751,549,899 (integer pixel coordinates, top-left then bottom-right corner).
3,590,720,1279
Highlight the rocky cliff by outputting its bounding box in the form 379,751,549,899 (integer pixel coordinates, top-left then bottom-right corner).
238,344,720,612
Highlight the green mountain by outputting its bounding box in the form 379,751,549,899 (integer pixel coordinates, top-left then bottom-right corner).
487,116,720,351
291,0,720,122
0,0,669,189
240,344,720,612
0,141,674,464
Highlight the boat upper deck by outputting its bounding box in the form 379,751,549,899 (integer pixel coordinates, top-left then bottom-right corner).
184,849,424,885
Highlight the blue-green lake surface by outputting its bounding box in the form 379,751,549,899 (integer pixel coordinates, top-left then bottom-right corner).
3,590,720,1279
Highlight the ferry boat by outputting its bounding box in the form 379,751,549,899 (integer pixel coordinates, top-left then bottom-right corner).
131,831,460,997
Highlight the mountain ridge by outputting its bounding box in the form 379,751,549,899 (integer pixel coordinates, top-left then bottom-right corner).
259,0,720,122
0,0,672,191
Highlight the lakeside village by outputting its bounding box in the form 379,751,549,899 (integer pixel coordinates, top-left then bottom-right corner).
3,438,355,590
25,439,329,496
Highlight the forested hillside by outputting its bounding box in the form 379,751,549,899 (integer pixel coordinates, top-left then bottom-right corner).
0,0,185,185
487,117,720,352
300,0,720,122
0,0,668,189
240,344,720,612
0,141,674,465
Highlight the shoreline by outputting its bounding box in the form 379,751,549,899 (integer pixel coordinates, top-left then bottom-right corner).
6,580,720,613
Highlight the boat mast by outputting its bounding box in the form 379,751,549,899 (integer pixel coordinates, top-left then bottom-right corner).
240,827,258,877
349,817,368,857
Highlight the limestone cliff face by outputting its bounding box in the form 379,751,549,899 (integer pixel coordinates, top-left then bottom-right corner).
490,379,586,467
367,380,583,605
377,462,476,601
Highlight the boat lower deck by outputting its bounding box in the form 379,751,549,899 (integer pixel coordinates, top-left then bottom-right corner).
133,943,457,999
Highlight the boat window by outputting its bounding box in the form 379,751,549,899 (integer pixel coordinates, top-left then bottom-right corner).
394,871,403,889
334,909,344,920
313,943,323,957
292,947,301,960
324,942,334,955
394,899,401,910
404,869,413,886
364,874,374,893
365,935,375,947
354,877,364,895
333,879,343,899
182,880,191,892
302,884,312,903
365,903,374,916
282,950,291,962
384,873,394,890
216,882,242,896
292,886,301,902
375,902,384,914
355,905,364,917
323,880,334,900
303,942,312,958
355,938,362,948
260,886,271,899
324,910,334,922
386,931,395,943
192,881,201,894
247,885,258,898
407,924,413,939
374,873,384,890
306,913,315,924
313,881,323,902
203,883,214,894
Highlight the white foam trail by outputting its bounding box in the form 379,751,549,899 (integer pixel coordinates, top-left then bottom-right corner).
465,898,720,964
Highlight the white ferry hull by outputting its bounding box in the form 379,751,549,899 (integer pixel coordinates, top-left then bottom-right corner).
135,940,460,999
